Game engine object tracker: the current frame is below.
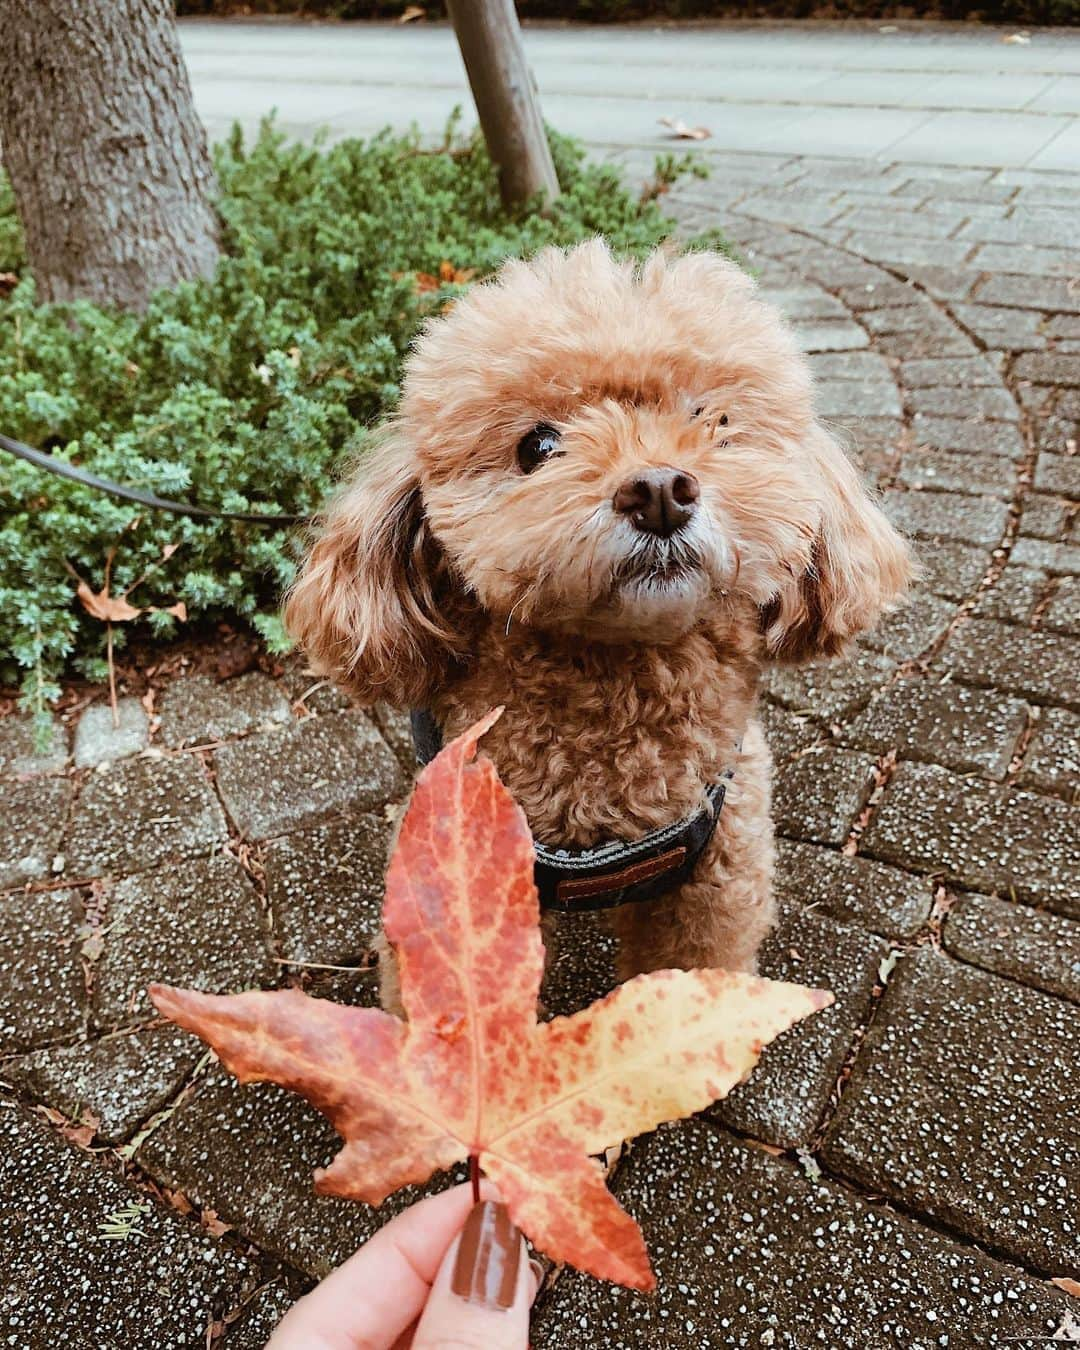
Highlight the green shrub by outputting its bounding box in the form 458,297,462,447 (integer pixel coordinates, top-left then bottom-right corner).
0,120,717,717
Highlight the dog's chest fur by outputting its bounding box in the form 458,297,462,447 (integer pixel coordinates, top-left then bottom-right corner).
432,602,762,849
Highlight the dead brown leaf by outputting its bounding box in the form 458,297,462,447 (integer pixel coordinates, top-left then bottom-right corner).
399,4,424,20
201,1208,234,1237
75,578,144,624
658,116,711,141
1053,1277,1080,1298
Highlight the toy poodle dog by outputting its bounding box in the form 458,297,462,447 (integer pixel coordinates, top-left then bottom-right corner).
285,239,911,1003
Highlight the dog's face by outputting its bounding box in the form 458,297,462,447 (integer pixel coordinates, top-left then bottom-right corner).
401,242,822,644
286,241,911,705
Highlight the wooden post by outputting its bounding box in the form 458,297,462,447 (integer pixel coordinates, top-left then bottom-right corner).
446,0,560,210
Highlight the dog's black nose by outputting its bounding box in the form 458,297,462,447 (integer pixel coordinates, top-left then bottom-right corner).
613,468,699,537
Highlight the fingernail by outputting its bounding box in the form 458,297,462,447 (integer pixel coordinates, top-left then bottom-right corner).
451,1201,521,1310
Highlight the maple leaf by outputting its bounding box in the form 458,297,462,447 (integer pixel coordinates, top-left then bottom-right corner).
151,710,831,1289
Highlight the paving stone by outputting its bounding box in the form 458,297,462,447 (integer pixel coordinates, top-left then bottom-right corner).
898,263,984,303
0,887,85,1053
842,231,975,272
532,1120,1072,1350
1019,706,1080,799
0,713,68,778
974,273,1080,313
91,854,275,1026
278,654,352,713
947,616,1080,711
773,747,875,847
73,697,149,768
814,379,901,419
370,702,416,771
971,242,1075,279
1044,314,1080,341
776,838,930,938
951,302,1047,351
915,539,989,601
910,413,1025,457
897,448,1012,499
715,907,887,1149
213,710,404,841
970,565,1047,625
759,282,848,318
541,909,618,1018
5,1025,201,1144
263,809,392,965
1010,537,1080,575
835,205,963,239
1035,453,1080,498
158,672,291,747
944,892,1080,1005
899,355,999,387
762,650,895,726
882,490,1008,549
759,702,822,761
822,948,1079,1274
65,754,227,879
960,211,1078,248
1021,492,1072,540
139,1067,459,1278
791,320,869,353
862,760,1080,921
906,384,1018,422
0,1100,253,1348
1,775,72,888
845,679,1028,781
807,350,893,383
1043,575,1080,636
222,1281,293,1348
861,589,954,662
1015,351,1080,387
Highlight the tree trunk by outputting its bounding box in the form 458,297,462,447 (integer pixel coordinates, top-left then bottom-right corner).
446,0,559,210
0,0,220,311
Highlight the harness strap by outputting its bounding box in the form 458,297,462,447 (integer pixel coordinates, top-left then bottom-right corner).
409,710,735,915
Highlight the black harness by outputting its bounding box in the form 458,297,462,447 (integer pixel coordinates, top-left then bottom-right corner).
410,710,735,915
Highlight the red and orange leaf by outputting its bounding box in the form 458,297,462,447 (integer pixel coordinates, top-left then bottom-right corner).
151,710,832,1290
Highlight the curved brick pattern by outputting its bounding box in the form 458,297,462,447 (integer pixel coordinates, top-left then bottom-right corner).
822,949,1079,1274
532,1121,1074,1349
213,710,404,840
0,1101,255,1348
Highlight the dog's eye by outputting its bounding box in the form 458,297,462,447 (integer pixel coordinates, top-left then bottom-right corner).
516,424,561,474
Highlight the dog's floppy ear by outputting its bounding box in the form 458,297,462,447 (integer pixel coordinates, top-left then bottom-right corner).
284,432,471,707
762,424,912,663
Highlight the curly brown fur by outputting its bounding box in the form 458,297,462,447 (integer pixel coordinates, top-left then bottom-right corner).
286,240,912,1005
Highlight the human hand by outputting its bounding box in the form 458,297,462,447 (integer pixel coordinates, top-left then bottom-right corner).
266,1182,541,1349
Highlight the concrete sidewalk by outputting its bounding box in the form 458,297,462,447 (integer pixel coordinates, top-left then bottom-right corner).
180,18,1080,168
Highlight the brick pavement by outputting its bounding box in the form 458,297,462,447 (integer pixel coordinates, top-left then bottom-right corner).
1,151,1078,1346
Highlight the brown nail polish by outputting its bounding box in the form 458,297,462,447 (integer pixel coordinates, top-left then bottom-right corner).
452,1201,521,1309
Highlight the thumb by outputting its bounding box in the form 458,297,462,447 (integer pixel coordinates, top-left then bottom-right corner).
411,1199,538,1350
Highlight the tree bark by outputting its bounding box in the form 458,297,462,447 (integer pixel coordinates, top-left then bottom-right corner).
0,0,220,311
446,0,559,210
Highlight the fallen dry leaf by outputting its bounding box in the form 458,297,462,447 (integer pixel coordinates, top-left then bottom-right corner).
1053,1277,1080,1298
658,115,711,141
75,578,143,624
399,4,424,20
152,711,830,1290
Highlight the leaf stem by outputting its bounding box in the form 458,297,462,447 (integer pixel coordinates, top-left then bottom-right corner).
469,1153,480,1205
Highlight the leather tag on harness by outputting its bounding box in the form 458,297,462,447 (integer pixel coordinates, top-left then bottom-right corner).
554,845,687,905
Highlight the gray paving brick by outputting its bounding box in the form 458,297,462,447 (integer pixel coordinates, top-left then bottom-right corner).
91,854,275,1026
158,672,291,748
899,355,999,387
1011,538,1080,575
974,273,1080,313
898,263,984,303
0,1102,254,1348
1035,453,1080,498
715,907,887,1149
807,350,893,383
73,698,149,768
906,384,1018,422
951,302,1047,351
760,283,848,319
898,448,1013,499
862,760,1080,920
834,278,921,311
774,747,876,846
1019,706,1079,799
946,616,1080,711
1021,492,1073,540
762,649,895,723
910,413,1025,457
65,755,226,880
843,231,976,271
1015,351,1080,388
0,714,68,779
822,948,1079,1273
6,1026,201,1144
759,702,822,761
0,887,85,1054
263,809,392,965
776,838,931,938
845,680,1028,781
532,1120,1072,1350
814,379,902,419
915,539,989,601
861,589,955,662
1,775,72,888
1043,575,1080,636
944,892,1080,1004
882,490,1008,548
971,242,1076,278
792,320,869,353
213,710,404,841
